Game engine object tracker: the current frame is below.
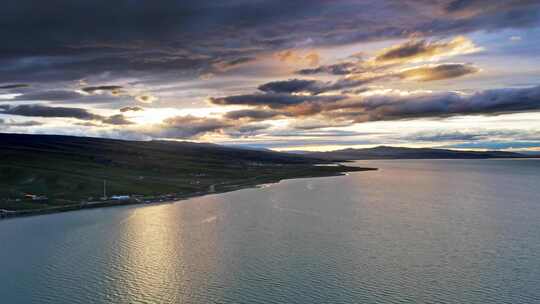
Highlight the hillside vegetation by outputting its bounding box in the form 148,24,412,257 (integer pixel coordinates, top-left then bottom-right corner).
0,133,368,212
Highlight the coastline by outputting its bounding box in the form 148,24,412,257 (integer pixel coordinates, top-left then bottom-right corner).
0,167,376,220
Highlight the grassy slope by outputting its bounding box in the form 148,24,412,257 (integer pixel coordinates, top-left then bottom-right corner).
0,133,369,211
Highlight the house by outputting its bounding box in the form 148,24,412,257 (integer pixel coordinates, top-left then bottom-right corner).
110,195,130,200
24,194,49,202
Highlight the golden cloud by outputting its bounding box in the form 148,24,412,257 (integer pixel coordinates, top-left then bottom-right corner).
374,36,482,65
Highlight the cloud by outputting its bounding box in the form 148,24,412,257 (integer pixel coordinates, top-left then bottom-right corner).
120,106,144,112
407,131,483,142
0,104,134,125
132,114,278,139
255,63,476,97
289,119,353,130
210,93,345,108
256,76,385,95
374,36,481,64
101,114,134,125
1,1,538,85
399,63,479,81
270,129,379,138
276,50,320,67
158,115,233,138
260,61,478,99
406,129,540,143
135,94,158,104
0,104,102,120
440,141,540,151
15,90,84,101
234,123,271,133
296,62,359,76
224,109,284,121
298,36,482,79
2,1,540,146
81,85,123,94
258,79,324,94
225,123,272,138
0,118,43,127
81,84,158,104
0,84,29,90
212,57,255,71
327,84,540,123
6,87,136,107
74,121,102,127
444,0,536,16
297,36,482,80
212,84,540,130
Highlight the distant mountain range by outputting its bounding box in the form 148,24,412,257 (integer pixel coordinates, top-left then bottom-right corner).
302,146,538,161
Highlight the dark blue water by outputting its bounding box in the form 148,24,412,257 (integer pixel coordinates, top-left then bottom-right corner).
1,159,540,303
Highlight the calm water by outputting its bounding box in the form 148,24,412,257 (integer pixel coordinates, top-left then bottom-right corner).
1,159,540,304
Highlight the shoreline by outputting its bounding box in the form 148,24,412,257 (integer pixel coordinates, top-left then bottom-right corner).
0,167,376,220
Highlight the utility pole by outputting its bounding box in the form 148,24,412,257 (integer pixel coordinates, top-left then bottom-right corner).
103,180,107,199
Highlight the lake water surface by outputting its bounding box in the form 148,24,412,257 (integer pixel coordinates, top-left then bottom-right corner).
1,159,540,303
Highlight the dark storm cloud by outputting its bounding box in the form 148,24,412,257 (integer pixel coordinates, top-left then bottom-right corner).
2,0,539,83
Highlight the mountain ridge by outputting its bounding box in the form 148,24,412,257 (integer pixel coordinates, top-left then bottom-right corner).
302,145,536,161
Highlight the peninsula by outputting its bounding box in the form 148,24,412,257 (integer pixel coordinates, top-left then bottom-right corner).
0,133,373,218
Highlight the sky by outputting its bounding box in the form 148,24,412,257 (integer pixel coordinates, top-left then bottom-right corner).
1,0,540,151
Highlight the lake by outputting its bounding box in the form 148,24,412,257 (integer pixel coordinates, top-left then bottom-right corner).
1,159,540,303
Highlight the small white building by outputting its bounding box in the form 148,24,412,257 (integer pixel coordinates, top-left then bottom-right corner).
110,195,130,201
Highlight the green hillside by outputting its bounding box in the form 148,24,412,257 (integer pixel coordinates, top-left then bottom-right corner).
0,133,370,212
